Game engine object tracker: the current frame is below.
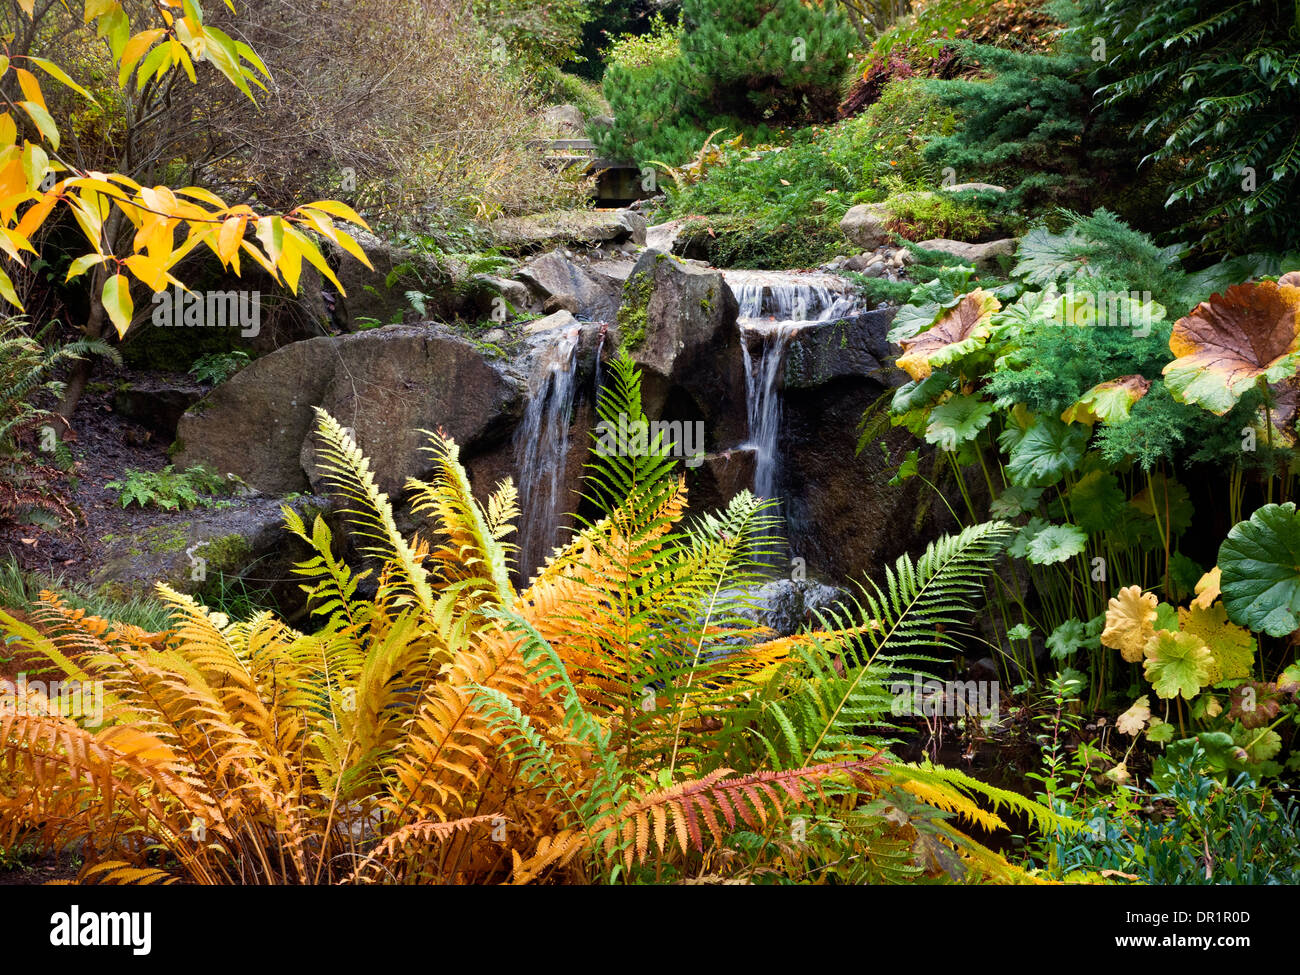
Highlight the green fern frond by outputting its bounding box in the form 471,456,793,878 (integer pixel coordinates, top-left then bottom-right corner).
310,409,434,613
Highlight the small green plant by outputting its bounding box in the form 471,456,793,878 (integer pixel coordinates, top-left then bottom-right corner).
1051,746,1300,884
189,351,251,385
105,465,233,511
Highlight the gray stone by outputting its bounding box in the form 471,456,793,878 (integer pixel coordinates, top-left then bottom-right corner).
840,202,893,250
492,208,646,251
516,250,620,321
541,104,586,136
915,237,1018,272
175,325,525,497
645,219,688,253
522,309,580,335
940,181,1006,195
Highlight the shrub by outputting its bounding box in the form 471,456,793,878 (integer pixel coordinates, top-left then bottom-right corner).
595,0,859,165
919,41,1103,211
1070,0,1300,254
656,79,958,268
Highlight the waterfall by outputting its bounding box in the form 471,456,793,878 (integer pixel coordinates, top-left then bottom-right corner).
727,270,863,503
514,328,581,578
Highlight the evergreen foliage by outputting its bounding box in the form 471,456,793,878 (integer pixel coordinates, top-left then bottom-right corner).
594,0,859,164
1070,0,1300,253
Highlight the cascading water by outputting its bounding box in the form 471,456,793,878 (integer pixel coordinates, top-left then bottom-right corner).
727,271,863,502
514,327,581,578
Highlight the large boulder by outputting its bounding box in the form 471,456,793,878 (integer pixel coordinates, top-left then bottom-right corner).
915,237,1018,271
174,325,526,496
839,202,894,250
492,208,647,252
616,249,748,449
516,250,620,322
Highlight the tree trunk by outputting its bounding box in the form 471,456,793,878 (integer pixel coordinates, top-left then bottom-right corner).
55,264,110,426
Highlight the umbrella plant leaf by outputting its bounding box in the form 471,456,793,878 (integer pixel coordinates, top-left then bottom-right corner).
1143,629,1213,700
925,394,995,450
1163,280,1300,415
1218,502,1300,637
896,289,1002,381
1005,416,1089,487
1046,618,1087,660
1025,523,1088,565
1177,602,1255,684
990,485,1043,518
1101,584,1158,663
1067,470,1126,534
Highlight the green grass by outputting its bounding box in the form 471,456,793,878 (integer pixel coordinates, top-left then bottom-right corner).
0,555,173,632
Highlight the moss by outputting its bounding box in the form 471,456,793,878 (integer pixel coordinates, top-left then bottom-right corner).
143,524,192,555
617,270,655,352
700,284,716,315
196,533,254,573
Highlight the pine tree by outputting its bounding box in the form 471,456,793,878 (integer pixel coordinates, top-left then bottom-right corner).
595,0,858,165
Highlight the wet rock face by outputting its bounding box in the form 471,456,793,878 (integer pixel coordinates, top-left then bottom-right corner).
618,249,748,451
175,325,526,496
749,579,847,636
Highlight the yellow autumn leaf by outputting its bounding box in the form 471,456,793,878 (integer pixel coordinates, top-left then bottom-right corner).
1192,566,1221,609
1177,601,1255,684
1116,695,1151,736
299,198,369,229
1101,585,1158,663
102,272,134,338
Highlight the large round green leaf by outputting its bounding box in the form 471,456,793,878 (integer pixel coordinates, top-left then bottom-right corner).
1218,503,1300,637
1005,416,1089,487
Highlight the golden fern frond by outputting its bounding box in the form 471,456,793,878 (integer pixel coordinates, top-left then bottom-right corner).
343,814,499,884
889,762,1082,837
82,862,178,885
311,408,435,613
485,477,520,542
509,829,586,884
407,428,515,610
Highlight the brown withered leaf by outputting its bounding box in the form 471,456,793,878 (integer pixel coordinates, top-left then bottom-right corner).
896,289,1001,380
1163,280,1300,414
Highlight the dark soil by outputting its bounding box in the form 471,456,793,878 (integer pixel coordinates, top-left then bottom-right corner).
0,851,81,885
0,366,179,579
